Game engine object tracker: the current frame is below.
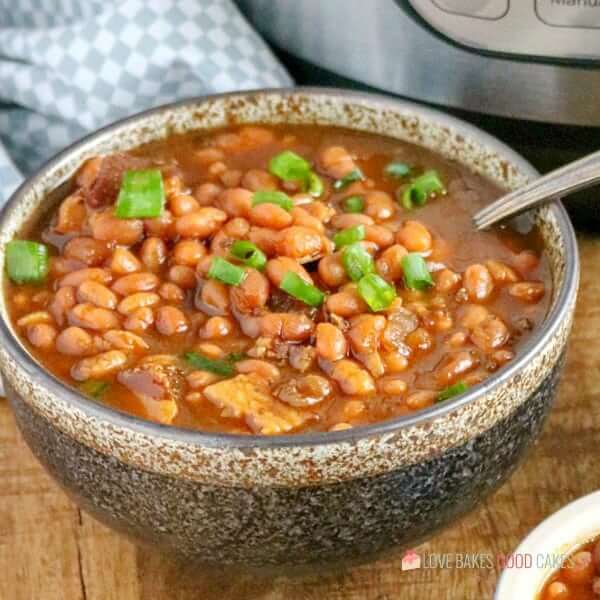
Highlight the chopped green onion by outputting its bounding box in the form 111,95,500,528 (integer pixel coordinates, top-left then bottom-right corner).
307,171,324,197
343,195,364,213
279,272,325,307
184,352,235,376
115,169,165,219
342,243,374,282
401,170,445,210
437,381,469,403
225,352,247,363
269,150,311,182
384,162,411,178
80,380,110,399
230,240,267,271
6,240,49,284
402,253,433,291
333,168,365,190
208,257,247,286
252,190,293,211
357,273,397,312
333,224,365,249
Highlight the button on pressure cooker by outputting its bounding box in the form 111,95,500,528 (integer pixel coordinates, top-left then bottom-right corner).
431,0,509,19
536,0,600,28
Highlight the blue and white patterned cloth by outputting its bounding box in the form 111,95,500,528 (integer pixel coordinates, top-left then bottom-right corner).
0,0,291,203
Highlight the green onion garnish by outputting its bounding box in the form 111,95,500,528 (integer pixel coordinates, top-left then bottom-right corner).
208,257,247,286
230,240,267,271
225,352,247,363
115,169,165,219
252,190,293,211
6,240,49,284
357,273,397,312
342,243,374,282
184,352,235,376
333,168,365,190
269,150,311,182
279,272,325,307
80,380,110,399
343,195,364,213
437,381,469,403
402,253,433,291
333,224,365,249
307,171,324,197
384,162,411,178
401,170,445,210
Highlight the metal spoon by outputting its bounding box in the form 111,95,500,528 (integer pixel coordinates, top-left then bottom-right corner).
473,149,600,230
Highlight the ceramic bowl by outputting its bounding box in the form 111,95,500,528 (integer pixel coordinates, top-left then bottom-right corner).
0,88,579,568
495,491,600,598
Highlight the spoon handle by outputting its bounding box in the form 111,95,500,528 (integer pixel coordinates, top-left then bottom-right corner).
473,149,600,230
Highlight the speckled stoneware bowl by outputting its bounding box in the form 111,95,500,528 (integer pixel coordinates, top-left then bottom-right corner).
0,88,579,568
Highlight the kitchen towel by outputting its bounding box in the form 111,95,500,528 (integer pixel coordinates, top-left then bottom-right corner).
0,0,292,203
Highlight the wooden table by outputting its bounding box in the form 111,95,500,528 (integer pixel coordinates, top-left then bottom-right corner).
2,236,599,600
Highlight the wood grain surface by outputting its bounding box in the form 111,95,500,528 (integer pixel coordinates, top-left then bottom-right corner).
1,235,598,600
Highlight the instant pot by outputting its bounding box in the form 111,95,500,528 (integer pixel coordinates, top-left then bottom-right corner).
237,0,600,127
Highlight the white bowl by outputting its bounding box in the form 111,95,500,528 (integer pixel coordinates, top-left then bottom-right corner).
495,491,600,598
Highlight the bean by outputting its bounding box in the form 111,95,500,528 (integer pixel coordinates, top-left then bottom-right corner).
421,309,453,333
56,326,93,356
103,330,149,352
163,174,184,197
241,169,278,191
239,125,275,146
158,282,185,304
563,551,595,585
71,350,128,381
117,292,160,315
16,311,52,328
470,315,510,352
175,208,228,238
316,323,348,361
172,239,206,267
436,351,478,385
260,313,314,341
26,323,57,350
249,203,293,229
364,225,394,248
435,268,461,293
215,132,241,149
219,188,253,218
326,288,368,317
89,210,144,245
169,193,200,217
276,226,324,260
508,281,545,303
194,147,225,165
464,264,494,302
266,257,312,287
319,145,357,179
168,265,197,289
199,316,233,339
144,210,175,238
49,286,76,326
230,269,270,313
288,345,317,372
55,192,86,233
50,257,86,277
109,247,142,275
406,327,433,353
348,315,386,354
331,213,374,229
330,422,352,432
224,217,250,238
396,220,432,253
364,191,395,221
376,244,408,281
331,360,375,396
60,268,112,288
139,238,168,272
208,161,227,178
377,376,407,396
236,359,280,384
406,391,437,410
186,370,221,389
194,182,223,207
382,351,409,373
303,201,335,223
513,250,539,275
489,349,514,369
248,226,279,256
124,306,154,332
77,281,117,310
459,304,490,329
485,260,519,284
290,207,324,233
68,303,120,331
112,272,159,295
153,306,188,336
195,342,226,359
63,237,109,266
76,156,102,188
199,280,230,314
318,253,348,288
220,169,243,188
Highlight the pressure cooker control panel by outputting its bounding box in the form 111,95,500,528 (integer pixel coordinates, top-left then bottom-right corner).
408,0,600,60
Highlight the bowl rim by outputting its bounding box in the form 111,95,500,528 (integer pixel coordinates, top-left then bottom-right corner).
494,490,600,598
0,86,580,449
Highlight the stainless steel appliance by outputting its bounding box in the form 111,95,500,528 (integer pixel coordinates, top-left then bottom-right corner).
236,0,600,126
